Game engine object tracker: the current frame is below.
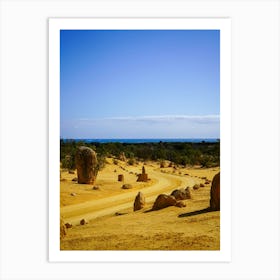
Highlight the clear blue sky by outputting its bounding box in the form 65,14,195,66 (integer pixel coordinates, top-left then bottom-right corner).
60,30,220,139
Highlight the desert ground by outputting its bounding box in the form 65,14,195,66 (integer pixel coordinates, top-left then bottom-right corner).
60,158,220,250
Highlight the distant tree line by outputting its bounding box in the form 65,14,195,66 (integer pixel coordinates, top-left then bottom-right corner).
60,140,220,170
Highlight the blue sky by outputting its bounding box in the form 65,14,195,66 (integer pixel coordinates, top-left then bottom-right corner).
60,30,220,139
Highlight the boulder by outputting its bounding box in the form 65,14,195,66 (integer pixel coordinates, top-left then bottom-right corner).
171,188,190,200
210,172,220,210
60,219,66,239
118,174,124,182
75,146,98,184
175,201,186,208
152,194,177,210
133,192,145,211
122,184,132,189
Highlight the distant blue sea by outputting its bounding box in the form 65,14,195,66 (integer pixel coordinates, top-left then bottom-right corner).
62,138,219,144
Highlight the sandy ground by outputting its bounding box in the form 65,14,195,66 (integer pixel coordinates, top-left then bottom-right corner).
60,159,220,250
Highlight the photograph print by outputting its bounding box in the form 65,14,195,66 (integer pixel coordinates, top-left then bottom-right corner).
51,19,230,256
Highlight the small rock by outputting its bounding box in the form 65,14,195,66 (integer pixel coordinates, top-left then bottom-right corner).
65,222,72,228
122,184,132,189
118,174,124,182
92,186,100,190
200,183,205,188
68,170,75,174
80,219,87,225
175,201,186,208
70,192,76,196
72,177,78,182
115,212,128,216
184,187,192,199
193,184,200,190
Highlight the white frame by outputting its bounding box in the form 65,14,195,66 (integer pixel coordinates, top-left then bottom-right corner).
49,18,231,262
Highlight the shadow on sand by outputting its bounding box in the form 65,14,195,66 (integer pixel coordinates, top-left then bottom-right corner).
178,207,217,218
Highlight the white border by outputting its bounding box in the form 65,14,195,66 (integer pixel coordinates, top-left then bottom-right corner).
49,18,231,262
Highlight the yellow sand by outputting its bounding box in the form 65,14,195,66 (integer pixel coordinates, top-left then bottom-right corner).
60,159,220,250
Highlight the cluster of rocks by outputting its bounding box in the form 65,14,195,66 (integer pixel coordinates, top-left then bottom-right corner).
152,194,189,210
192,183,206,190
63,147,220,235
152,187,192,211
171,187,191,200
132,187,193,212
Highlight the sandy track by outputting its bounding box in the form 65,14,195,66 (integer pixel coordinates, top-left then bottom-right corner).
61,169,197,225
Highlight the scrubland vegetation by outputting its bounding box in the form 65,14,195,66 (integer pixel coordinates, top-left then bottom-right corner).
60,140,220,171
